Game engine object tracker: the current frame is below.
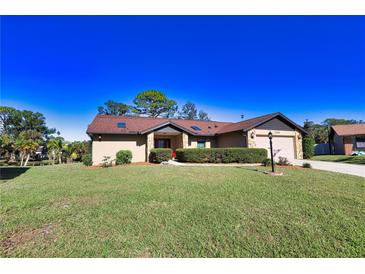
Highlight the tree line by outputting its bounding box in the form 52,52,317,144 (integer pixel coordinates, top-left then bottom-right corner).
0,106,90,166
98,90,210,121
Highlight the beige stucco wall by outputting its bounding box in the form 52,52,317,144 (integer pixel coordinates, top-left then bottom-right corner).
216,131,246,147
92,134,147,165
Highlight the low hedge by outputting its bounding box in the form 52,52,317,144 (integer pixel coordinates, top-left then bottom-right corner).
176,148,267,163
149,148,172,163
116,150,132,165
82,154,93,166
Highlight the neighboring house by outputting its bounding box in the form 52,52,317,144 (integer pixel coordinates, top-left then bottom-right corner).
330,124,365,155
87,112,306,164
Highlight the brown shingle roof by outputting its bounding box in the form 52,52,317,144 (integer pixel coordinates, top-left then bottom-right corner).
87,115,231,136
332,124,365,136
86,112,307,136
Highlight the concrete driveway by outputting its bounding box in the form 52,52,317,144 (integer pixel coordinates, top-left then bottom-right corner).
292,159,365,178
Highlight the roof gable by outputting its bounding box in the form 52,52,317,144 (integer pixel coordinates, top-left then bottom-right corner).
217,112,307,134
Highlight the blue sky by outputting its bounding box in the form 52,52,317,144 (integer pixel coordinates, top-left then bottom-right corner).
1,16,364,141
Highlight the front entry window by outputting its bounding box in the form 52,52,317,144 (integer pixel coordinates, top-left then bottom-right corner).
154,139,171,148
197,139,206,148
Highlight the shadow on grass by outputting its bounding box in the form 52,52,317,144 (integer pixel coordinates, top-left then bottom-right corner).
0,167,30,180
327,157,365,165
320,156,365,165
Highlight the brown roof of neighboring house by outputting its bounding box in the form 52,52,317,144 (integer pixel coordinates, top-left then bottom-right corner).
86,112,307,136
331,124,365,136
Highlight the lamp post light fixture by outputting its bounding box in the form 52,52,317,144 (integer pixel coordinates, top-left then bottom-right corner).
268,131,275,173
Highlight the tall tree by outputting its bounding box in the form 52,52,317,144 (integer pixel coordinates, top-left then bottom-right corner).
132,90,177,118
98,100,130,116
0,106,22,136
322,118,363,127
198,110,210,121
178,102,198,120
19,110,56,139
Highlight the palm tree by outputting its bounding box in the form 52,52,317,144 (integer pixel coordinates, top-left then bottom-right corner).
15,130,41,166
62,142,74,163
47,138,63,164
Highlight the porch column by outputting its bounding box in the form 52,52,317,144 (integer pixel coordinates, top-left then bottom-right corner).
182,132,189,148
295,130,303,159
147,132,154,161
247,129,256,148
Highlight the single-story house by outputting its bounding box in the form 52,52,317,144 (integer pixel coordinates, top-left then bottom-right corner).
330,124,365,155
86,112,307,164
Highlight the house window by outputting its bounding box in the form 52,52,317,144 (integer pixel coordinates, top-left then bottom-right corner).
197,139,206,148
355,136,365,148
154,139,171,148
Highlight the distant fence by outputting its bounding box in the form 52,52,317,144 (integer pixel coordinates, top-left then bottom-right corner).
314,143,330,155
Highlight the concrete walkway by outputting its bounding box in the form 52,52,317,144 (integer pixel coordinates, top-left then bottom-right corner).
292,159,365,178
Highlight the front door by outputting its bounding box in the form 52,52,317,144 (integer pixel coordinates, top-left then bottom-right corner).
154,139,171,148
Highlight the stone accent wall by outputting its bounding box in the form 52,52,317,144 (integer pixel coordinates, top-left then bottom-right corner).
295,130,303,159
182,132,189,148
146,132,154,160
247,129,256,148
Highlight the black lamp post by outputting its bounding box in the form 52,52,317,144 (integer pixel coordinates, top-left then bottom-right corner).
268,131,275,173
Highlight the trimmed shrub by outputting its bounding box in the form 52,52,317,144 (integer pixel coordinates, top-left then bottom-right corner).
303,137,315,159
116,150,132,165
149,148,172,163
82,154,93,166
176,148,267,163
277,156,290,166
262,158,272,167
101,156,113,167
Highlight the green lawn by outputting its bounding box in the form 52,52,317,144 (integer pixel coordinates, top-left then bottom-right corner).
312,155,365,165
1,164,364,257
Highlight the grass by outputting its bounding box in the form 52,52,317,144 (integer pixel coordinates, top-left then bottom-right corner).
1,164,364,258
312,155,365,165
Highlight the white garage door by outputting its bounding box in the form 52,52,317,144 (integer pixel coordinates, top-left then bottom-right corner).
255,135,295,160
